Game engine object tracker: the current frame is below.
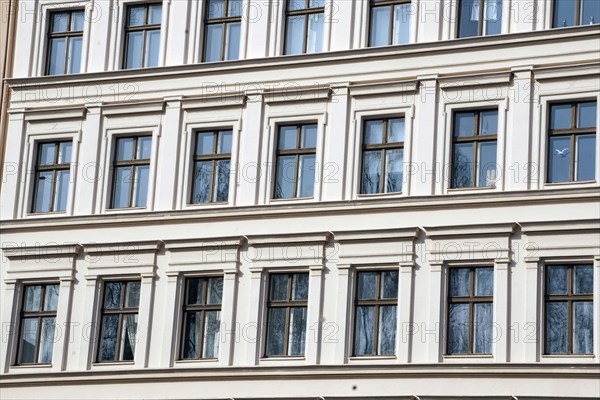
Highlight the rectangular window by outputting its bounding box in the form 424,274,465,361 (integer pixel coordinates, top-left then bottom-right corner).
284,0,324,55
16,284,59,365
545,264,594,355
361,117,404,194
265,273,309,357
180,277,223,360
203,0,242,62
457,0,502,38
111,136,151,209
46,10,84,75
353,270,398,356
553,0,599,27
97,281,140,362
191,130,232,204
369,0,411,47
273,124,317,199
32,141,72,213
446,267,493,355
123,3,162,69
451,109,498,188
547,101,597,183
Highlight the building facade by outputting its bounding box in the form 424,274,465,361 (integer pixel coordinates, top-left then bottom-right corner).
1,0,599,399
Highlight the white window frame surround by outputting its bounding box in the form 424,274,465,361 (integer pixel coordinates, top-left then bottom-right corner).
179,119,242,210
537,92,600,190
446,0,510,40
351,107,415,200
360,0,419,48
21,130,81,219
98,126,160,214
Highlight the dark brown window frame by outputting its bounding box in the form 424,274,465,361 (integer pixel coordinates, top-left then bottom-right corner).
203,0,242,61
46,9,84,75
368,0,412,46
544,264,594,355
31,140,72,213
445,266,493,355
546,100,597,183
122,3,162,69
352,269,399,357
191,129,232,204
110,135,152,209
284,0,325,55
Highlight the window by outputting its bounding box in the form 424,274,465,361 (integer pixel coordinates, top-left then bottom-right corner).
446,267,493,355
32,141,72,213
353,270,398,356
273,124,317,199
457,0,502,38
545,265,594,355
284,0,324,55
553,0,599,27
123,3,161,69
16,284,59,365
265,273,309,357
191,130,232,204
547,101,597,183
361,117,404,194
180,277,223,360
204,0,242,61
46,10,84,75
369,0,411,47
111,136,151,209
97,281,140,362
451,109,498,188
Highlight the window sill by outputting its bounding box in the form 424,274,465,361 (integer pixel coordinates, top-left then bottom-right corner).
269,196,314,204
10,363,52,369
541,354,595,358
447,185,496,193
175,358,218,364
443,354,493,359
544,180,596,187
348,355,397,361
259,356,306,361
91,361,135,367
356,192,403,199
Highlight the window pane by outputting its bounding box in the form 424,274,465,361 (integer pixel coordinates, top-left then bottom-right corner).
546,266,568,295
548,136,571,183
306,12,323,53
381,271,399,299
449,268,470,296
228,0,243,17
98,314,119,361
53,170,70,212
454,112,475,136
392,4,411,44
38,317,56,363
187,279,203,305
112,167,132,208
477,142,497,187
279,126,297,150
357,272,376,300
148,4,162,24
365,120,384,144
71,11,85,31
44,285,60,311
128,6,145,26
370,6,390,46
361,150,382,194
274,155,296,199
51,12,69,32
550,104,572,129
310,0,325,7
573,301,593,354
208,0,225,18
378,305,397,355
288,0,306,11
475,268,493,296
458,0,479,38
573,265,593,294
33,171,53,213
58,142,72,164
225,22,241,60
132,165,149,207
301,125,317,148
483,0,502,35
545,302,567,354
214,159,230,202
116,138,134,161
575,134,596,181
120,314,137,361
553,0,576,27
288,307,307,355
385,148,403,193
182,311,200,359
18,318,39,364
207,277,223,304
48,38,66,75
137,136,152,159
479,110,498,135
292,273,309,301
192,161,212,203
39,143,56,165
196,132,215,155
270,274,289,301
67,37,82,74
354,306,374,355
125,281,141,308
297,154,315,198
577,102,597,128
104,282,123,308
24,286,42,312
125,32,143,69
452,142,474,188
447,303,469,354
145,30,160,67
203,311,221,358
218,131,233,153
473,303,492,353
581,0,600,25
265,308,286,356
285,15,305,55
388,118,404,143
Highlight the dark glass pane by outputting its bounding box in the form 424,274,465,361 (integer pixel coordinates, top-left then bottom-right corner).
145,30,160,67
18,318,38,364
196,132,214,155
39,143,56,165
479,110,498,135
546,266,568,295
378,305,397,355
38,317,56,363
545,302,567,354
392,4,411,44
43,285,60,311
449,268,470,297
575,134,596,181
214,160,230,202
310,0,325,7
207,277,223,304
54,170,70,212
447,303,469,354
581,0,600,25
297,154,315,198
112,167,132,208
301,125,317,148
24,286,42,312
288,307,307,355
548,136,571,182
381,271,399,299
388,118,405,143
71,11,85,31
573,265,593,294
116,138,134,161
191,161,212,203
385,148,403,193
203,310,221,358
553,0,576,27
354,306,374,355
278,126,297,150
182,311,200,359
208,0,225,19
137,136,152,159
128,6,145,26
458,0,479,37
306,12,324,53
274,155,296,199
33,171,53,213
477,142,497,187
67,36,82,74
51,13,68,32
361,150,382,194
452,142,474,188
364,120,383,144
98,314,119,361
483,0,502,35
550,104,572,129
288,0,307,11
58,141,72,163
357,272,377,300
292,273,309,301
475,268,493,296
148,4,162,24
103,282,123,308
573,301,593,354
270,274,289,301
228,0,243,17
265,307,286,356
119,314,137,361
218,131,233,154
132,165,149,207
48,38,66,75
454,112,475,136
370,6,390,47
187,278,203,305
473,303,492,354
125,31,143,69
577,102,597,128
125,281,141,308
285,15,305,55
